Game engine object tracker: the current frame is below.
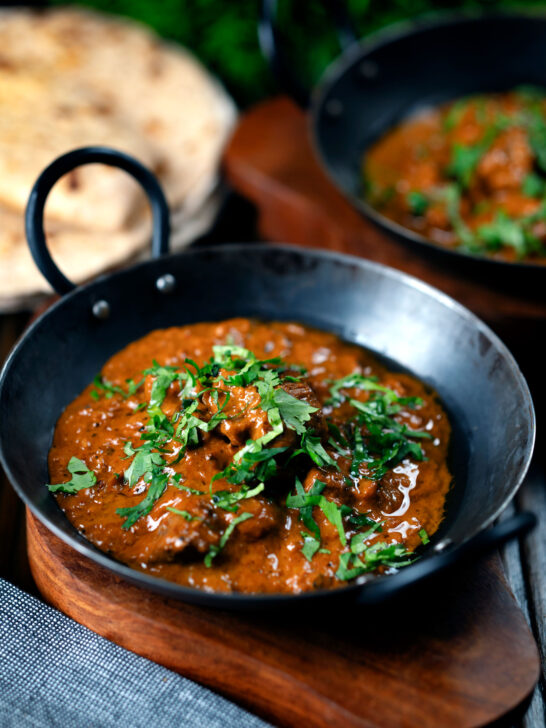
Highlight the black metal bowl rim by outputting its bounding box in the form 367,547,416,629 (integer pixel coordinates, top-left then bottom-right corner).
310,7,546,273
0,242,536,604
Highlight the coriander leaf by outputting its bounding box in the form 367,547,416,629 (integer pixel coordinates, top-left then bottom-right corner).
336,552,367,581
123,442,165,487
407,190,429,216
91,374,133,400
336,541,415,581
143,361,181,408
172,477,204,496
348,511,378,528
476,211,526,256
522,172,544,198
437,184,478,251
204,511,253,567
212,344,255,367
446,122,501,189
301,432,337,469
166,507,200,521
419,528,430,545
350,521,383,554
47,457,97,494
233,407,284,464
328,373,399,407
217,446,287,487
319,497,346,547
117,472,168,529
287,479,346,546
447,142,484,189
346,394,430,480
301,531,320,562
271,388,318,434
443,97,469,131
212,483,265,511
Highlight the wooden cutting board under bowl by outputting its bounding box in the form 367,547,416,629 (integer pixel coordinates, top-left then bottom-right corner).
27,511,539,728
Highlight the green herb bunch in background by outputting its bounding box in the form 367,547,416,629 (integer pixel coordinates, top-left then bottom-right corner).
52,0,546,106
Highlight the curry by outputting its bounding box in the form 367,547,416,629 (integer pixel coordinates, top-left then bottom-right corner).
47,319,451,594
364,87,546,263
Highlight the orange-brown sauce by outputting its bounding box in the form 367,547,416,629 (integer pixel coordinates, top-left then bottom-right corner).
364,89,546,262
48,319,452,594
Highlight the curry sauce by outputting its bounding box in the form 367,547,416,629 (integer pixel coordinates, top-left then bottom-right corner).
48,319,451,594
364,88,546,263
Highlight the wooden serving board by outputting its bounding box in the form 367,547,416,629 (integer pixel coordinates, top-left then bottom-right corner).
27,511,539,728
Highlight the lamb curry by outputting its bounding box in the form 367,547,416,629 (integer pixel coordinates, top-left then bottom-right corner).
48,318,452,594
364,87,546,263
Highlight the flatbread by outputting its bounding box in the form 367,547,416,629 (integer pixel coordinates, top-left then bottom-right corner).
0,72,156,231
0,8,236,220
0,7,236,306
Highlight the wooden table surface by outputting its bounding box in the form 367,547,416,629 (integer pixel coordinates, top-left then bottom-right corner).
0,200,544,726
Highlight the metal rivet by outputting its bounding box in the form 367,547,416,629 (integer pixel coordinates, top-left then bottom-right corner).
433,538,451,553
92,300,110,320
325,98,344,119
358,60,378,80
156,273,176,294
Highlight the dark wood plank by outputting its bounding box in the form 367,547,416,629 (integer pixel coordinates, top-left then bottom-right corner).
27,511,539,728
518,464,546,728
501,500,543,728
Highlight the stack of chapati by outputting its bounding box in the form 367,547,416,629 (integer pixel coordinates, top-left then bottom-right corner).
0,7,236,310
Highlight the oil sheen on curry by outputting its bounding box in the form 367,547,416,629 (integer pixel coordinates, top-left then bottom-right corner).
364,87,546,262
48,319,451,594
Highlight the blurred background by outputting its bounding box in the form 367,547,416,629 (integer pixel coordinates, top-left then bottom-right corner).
55,0,546,106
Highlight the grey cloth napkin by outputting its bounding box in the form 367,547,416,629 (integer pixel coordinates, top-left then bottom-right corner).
0,578,271,728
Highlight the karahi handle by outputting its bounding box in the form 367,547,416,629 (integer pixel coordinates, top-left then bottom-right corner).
25,146,170,295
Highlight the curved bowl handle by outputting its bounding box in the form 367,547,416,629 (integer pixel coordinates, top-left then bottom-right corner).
259,0,358,107
25,146,171,296
356,511,537,605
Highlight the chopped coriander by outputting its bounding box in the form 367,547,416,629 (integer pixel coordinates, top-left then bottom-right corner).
336,541,415,581
348,511,378,529
47,457,96,494
286,479,346,546
419,528,430,545
116,471,168,530
327,373,395,407
326,373,430,481
172,478,204,496
215,447,287,488
349,521,383,553
443,97,469,131
271,388,318,434
212,482,265,511
91,374,143,400
476,211,526,257
522,172,544,198
288,477,323,541
301,531,321,562
166,507,200,521
407,190,429,216
204,511,253,567
300,431,338,469
143,361,181,408
447,143,484,189
123,441,165,488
